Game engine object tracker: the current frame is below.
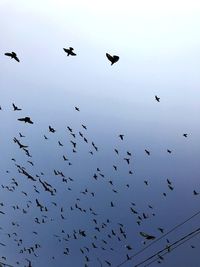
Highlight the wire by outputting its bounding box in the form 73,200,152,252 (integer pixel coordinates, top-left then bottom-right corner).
0,261,14,267
117,209,200,267
144,230,200,267
133,226,200,267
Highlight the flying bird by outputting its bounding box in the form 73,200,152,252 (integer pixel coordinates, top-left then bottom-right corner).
145,149,150,155
155,95,160,102
106,53,119,65
63,47,76,56
12,103,22,111
140,231,156,240
4,51,20,62
119,134,124,140
49,126,56,133
18,117,33,124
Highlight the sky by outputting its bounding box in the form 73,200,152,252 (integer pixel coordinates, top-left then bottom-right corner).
0,0,200,266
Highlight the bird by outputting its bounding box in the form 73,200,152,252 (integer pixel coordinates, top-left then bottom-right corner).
119,134,124,140
140,232,156,240
82,124,87,130
18,117,33,124
49,126,56,133
12,103,22,111
63,47,76,56
145,149,150,155
106,53,119,65
75,106,80,111
193,190,199,195
155,95,160,102
183,133,188,138
4,51,20,62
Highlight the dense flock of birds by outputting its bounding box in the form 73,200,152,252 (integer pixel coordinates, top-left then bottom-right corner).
1,49,198,267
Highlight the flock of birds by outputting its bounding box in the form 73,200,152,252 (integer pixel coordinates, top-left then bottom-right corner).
1,48,198,267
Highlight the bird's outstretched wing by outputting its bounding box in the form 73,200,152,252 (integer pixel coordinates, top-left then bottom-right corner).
14,56,20,62
18,118,25,122
4,53,12,57
106,53,113,62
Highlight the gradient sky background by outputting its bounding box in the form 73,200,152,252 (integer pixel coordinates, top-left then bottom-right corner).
0,1,200,266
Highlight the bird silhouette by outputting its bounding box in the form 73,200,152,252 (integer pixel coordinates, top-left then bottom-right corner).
155,95,160,102
106,53,119,65
12,103,22,111
140,231,156,240
5,51,20,62
49,126,56,133
18,117,33,124
119,134,124,140
145,149,150,155
63,47,76,56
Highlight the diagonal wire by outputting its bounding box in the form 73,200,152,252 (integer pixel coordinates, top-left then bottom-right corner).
117,209,200,267
144,229,200,266
133,226,200,267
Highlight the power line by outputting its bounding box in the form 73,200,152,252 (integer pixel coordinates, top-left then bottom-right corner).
144,229,200,266
133,226,200,267
0,261,14,267
117,209,200,267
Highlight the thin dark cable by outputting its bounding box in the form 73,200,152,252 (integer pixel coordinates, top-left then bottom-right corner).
117,209,200,267
133,227,200,267
0,261,14,267
144,229,200,267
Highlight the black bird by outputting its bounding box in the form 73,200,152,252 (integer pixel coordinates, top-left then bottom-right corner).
193,190,199,195
183,133,188,137
145,149,150,155
19,132,25,138
12,103,21,111
82,124,87,130
106,53,119,65
119,134,124,140
167,149,172,153
114,149,119,155
67,126,73,132
124,158,130,164
18,117,33,124
75,106,80,111
140,231,156,240
5,51,20,62
49,126,56,133
155,95,160,102
63,47,76,56
110,201,114,207
70,141,76,148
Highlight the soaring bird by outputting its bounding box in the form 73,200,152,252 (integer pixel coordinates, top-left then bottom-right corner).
119,134,124,140
193,190,199,195
145,149,150,155
18,117,33,124
155,95,160,102
140,231,156,240
49,126,56,133
106,53,119,65
4,51,20,62
12,103,22,111
183,133,188,137
63,47,76,56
